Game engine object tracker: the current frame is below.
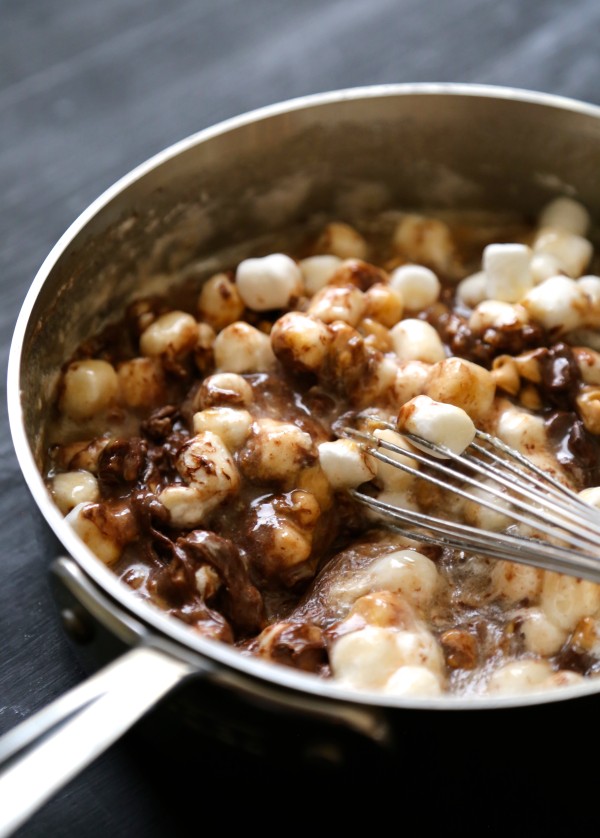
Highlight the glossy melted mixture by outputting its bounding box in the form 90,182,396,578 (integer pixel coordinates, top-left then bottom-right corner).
45,203,600,697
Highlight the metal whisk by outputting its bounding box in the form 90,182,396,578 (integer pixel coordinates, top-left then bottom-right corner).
344,421,600,583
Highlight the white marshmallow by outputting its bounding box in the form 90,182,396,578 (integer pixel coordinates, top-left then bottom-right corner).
577,275,600,327
515,608,567,656
486,660,553,695
370,428,418,491
195,565,221,599
578,486,600,507
51,471,99,515
200,372,253,406
393,214,454,273
383,665,443,697
192,407,252,451
158,485,213,528
396,395,476,458
542,671,584,690
393,361,432,405
366,550,439,609
538,197,590,237
139,311,198,358
456,271,487,308
307,284,366,326
314,222,368,260
318,439,376,489
577,275,600,305
390,319,446,364
329,626,406,689
541,571,600,632
483,243,533,303
235,253,303,311
389,264,441,310
177,431,240,501
330,626,443,690
66,502,121,565
521,275,586,333
243,418,315,483
495,403,546,454
214,322,276,373
270,312,331,372
393,629,445,674
490,560,543,603
530,253,562,285
533,228,592,278
299,255,343,295
469,301,529,333
59,360,119,421
463,482,512,532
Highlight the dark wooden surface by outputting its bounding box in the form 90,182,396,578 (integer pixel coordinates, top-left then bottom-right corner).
2,1,600,834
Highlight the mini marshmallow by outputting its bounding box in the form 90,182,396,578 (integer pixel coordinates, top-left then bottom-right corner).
538,196,590,237
370,428,418,491
199,372,254,407
270,312,331,373
383,665,443,697
468,300,529,333
425,357,496,422
543,671,584,690
66,502,122,565
396,395,476,458
390,319,446,364
463,482,513,532
573,346,600,385
195,565,221,600
533,228,592,278
241,418,315,483
213,322,276,372
530,252,562,285
393,214,454,273
366,550,439,609
177,431,240,500
456,271,487,308
314,222,368,260
139,311,199,359
483,243,533,303
490,560,543,603
393,361,432,404
158,485,213,528
299,255,343,295
514,608,567,656
577,275,600,305
307,284,366,326
51,471,100,515
578,486,600,507
330,626,406,689
197,272,245,331
330,626,443,689
521,275,586,333
192,407,252,450
318,439,376,489
486,660,553,695
577,275,600,327
541,571,600,631
235,253,303,311
59,360,119,421
389,264,441,309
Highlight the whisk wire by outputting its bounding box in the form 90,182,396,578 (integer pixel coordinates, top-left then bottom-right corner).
343,421,600,583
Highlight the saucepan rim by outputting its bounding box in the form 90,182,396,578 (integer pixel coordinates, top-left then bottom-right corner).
8,81,600,712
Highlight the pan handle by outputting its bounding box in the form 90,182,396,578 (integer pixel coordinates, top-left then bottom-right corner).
0,644,193,838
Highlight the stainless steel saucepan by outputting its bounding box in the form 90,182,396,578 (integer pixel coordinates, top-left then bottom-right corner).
5,84,600,834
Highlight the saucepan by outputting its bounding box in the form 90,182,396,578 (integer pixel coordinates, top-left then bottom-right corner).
5,83,600,833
